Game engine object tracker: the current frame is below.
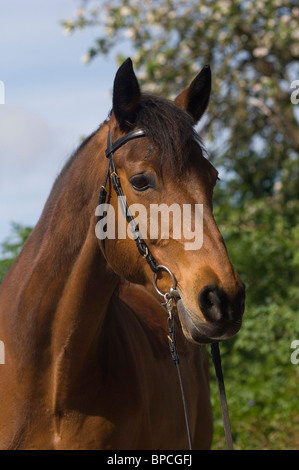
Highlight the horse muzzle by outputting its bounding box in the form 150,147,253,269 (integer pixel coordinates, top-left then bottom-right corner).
176,284,245,344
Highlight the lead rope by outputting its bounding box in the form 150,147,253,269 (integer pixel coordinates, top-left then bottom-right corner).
152,267,193,450
153,268,233,451
164,294,193,451
167,308,234,451
211,342,234,450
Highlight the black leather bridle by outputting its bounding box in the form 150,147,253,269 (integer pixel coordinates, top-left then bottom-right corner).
97,128,159,273
96,127,234,450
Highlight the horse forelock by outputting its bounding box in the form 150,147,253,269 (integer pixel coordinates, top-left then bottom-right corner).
133,94,205,173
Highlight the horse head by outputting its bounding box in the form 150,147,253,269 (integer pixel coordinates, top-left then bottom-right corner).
97,58,245,344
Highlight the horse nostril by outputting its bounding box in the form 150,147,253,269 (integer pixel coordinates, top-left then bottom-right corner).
198,285,226,323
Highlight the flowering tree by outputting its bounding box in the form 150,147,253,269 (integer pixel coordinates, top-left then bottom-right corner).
63,0,299,197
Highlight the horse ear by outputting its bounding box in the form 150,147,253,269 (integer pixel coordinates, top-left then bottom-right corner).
113,58,141,130
175,65,211,123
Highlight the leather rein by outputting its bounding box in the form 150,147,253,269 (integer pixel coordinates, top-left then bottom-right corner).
97,127,233,450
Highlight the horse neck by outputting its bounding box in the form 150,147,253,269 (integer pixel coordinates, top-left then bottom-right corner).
1,124,119,380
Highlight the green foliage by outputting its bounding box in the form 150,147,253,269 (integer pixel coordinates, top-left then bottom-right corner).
209,191,299,449
0,223,32,282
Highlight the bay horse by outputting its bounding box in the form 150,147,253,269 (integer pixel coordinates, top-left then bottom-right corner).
0,59,245,450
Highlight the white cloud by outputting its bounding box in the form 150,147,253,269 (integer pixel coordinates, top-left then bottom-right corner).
0,106,52,169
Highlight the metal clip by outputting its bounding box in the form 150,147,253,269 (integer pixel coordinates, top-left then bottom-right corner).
163,293,174,319
152,265,179,319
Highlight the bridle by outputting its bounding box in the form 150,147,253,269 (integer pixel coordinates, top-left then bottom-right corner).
98,127,159,273
97,127,233,450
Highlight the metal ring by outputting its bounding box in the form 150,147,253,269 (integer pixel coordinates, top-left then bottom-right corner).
152,265,177,298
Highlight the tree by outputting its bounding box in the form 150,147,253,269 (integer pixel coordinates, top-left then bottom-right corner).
0,223,32,282
63,0,299,206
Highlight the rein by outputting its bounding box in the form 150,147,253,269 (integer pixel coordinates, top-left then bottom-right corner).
97,127,233,450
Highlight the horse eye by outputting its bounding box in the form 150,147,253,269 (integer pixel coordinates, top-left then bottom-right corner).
130,174,153,192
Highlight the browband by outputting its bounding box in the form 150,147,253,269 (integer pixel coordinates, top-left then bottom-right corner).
105,128,147,158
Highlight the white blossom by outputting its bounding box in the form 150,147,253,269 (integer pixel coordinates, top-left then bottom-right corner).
62,19,75,36
125,28,135,39
253,47,269,58
281,14,290,23
63,26,73,36
156,53,167,65
291,29,299,40
168,11,177,19
120,6,131,16
76,9,85,17
81,53,91,63
290,43,299,56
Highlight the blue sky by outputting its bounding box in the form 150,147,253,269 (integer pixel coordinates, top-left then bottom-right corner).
0,0,121,243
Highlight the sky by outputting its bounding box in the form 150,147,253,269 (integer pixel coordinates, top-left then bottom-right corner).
0,0,120,244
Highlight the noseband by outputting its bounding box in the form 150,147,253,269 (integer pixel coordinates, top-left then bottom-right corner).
97,127,233,450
